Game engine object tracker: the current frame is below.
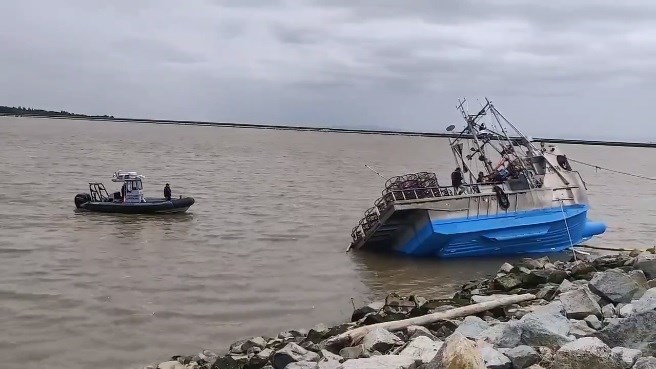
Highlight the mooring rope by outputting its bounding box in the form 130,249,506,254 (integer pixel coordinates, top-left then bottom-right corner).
559,199,577,261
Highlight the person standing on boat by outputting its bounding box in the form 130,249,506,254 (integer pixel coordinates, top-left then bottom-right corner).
121,183,126,202
451,167,464,194
476,171,486,184
164,183,171,201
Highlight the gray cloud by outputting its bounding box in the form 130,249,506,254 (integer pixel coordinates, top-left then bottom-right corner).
0,0,654,140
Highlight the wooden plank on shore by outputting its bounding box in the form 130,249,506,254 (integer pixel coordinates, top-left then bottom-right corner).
323,293,536,350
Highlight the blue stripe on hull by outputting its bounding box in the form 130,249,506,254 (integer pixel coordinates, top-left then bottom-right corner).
396,204,605,258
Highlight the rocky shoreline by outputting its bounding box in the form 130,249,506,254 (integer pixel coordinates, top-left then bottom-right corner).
146,248,656,369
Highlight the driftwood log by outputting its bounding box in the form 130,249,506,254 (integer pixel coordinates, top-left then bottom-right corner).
324,293,536,350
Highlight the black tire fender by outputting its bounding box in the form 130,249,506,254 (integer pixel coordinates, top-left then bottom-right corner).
493,186,510,210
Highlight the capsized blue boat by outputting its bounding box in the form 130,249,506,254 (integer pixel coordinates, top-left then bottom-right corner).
347,99,606,258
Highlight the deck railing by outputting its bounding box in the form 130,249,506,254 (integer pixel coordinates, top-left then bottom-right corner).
349,168,534,245
350,186,523,246
350,169,583,247
350,181,486,245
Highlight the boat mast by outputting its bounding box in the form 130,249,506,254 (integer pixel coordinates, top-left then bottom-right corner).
455,98,494,175
489,103,570,186
489,103,538,156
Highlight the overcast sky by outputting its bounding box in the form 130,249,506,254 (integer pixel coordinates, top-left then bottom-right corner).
1,0,655,140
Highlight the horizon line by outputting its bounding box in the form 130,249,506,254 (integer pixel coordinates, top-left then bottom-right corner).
2,112,655,149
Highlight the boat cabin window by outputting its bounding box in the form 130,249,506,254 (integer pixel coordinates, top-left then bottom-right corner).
125,180,143,191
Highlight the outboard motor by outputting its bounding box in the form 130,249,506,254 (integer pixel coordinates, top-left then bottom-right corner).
74,193,92,208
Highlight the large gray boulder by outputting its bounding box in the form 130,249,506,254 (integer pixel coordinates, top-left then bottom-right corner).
339,345,364,360
558,287,602,319
406,326,438,341
569,320,597,338
210,355,248,369
529,268,568,285
351,301,385,322
478,321,522,349
557,279,579,294
611,347,642,368
516,257,549,270
241,337,268,352
308,324,330,343
251,349,274,367
362,328,403,354
592,254,635,270
477,342,511,369
494,273,524,291
589,269,646,304
535,284,559,301
499,262,514,273
337,355,416,369
318,352,343,369
619,304,634,317
602,303,617,319
594,310,656,356
557,279,576,294
517,302,573,349
584,315,602,330
424,332,485,369
552,337,624,369
501,345,540,369
398,336,443,365
635,252,656,279
453,316,490,340
272,343,320,369
634,357,656,369
630,270,650,292
320,350,342,362
570,261,597,279
633,287,656,314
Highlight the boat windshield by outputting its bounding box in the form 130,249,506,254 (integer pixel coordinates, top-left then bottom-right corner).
125,179,143,191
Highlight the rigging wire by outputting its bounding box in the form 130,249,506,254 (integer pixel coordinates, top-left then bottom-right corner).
485,101,655,183
545,153,656,182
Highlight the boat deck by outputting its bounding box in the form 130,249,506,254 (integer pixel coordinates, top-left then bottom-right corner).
347,181,578,253
348,181,488,252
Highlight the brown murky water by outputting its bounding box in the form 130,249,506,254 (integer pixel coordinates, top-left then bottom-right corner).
1,117,655,369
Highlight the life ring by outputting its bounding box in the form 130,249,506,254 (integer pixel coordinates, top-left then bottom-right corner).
493,185,510,210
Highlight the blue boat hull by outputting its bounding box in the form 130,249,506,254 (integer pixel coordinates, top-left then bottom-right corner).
395,204,606,258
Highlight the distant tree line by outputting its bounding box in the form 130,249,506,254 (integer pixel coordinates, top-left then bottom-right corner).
0,105,114,119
